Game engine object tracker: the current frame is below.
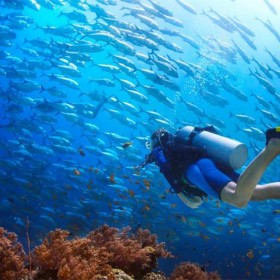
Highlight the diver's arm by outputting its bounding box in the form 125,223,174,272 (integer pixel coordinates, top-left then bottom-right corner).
177,192,203,208
138,152,156,168
147,148,203,208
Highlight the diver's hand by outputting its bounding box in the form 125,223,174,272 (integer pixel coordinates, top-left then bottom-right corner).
177,192,203,208
152,147,171,172
152,147,165,164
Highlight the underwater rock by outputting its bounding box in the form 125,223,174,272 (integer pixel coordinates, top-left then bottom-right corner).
113,269,134,280
142,272,168,280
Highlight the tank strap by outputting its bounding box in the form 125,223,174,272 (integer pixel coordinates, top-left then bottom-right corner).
180,177,207,199
186,127,203,146
186,126,217,146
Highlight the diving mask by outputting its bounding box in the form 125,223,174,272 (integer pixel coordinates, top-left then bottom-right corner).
146,129,169,150
145,138,159,150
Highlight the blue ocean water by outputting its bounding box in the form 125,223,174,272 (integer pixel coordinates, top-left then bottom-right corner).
0,0,280,278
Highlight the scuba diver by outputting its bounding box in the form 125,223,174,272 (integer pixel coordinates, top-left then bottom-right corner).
139,126,280,208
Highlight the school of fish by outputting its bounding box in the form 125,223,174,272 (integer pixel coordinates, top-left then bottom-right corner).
1,0,280,278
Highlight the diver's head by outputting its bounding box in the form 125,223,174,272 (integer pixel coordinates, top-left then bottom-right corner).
146,128,170,150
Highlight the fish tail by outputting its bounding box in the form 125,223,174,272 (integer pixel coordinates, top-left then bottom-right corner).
248,67,254,76
40,85,45,93
147,52,153,64
135,79,141,88
264,46,269,53
33,23,40,30
112,73,117,81
106,52,112,59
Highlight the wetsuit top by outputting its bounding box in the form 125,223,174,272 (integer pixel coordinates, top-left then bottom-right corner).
147,134,207,198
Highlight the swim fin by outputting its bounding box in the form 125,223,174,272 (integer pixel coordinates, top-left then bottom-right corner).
266,127,280,145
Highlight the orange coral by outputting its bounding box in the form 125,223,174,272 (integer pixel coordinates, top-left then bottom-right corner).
0,227,29,280
170,262,207,280
57,240,114,280
87,225,173,278
32,229,114,280
208,271,222,280
0,225,221,280
32,229,69,271
170,262,221,280
32,225,172,279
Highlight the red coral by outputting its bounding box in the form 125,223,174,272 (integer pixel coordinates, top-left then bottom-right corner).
32,229,114,279
87,225,173,278
170,262,221,280
57,239,114,280
32,225,172,279
32,229,69,271
0,227,29,280
0,225,222,280
208,271,221,280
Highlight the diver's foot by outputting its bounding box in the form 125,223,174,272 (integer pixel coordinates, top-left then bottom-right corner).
266,139,280,156
265,127,280,155
266,127,280,145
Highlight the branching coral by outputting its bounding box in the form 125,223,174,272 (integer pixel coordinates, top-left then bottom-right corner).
170,262,221,280
87,225,173,278
0,225,221,280
207,271,222,280
32,229,114,280
170,262,207,280
32,229,69,271
32,225,172,279
0,227,29,280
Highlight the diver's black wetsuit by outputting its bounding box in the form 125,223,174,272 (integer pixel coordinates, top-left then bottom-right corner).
144,126,241,200
146,134,208,198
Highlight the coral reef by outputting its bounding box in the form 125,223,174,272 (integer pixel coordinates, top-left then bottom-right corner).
0,226,221,280
87,225,173,278
170,262,221,280
0,227,29,280
32,229,114,279
32,225,172,279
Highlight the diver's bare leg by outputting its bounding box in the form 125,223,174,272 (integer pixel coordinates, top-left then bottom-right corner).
250,183,280,201
221,139,280,207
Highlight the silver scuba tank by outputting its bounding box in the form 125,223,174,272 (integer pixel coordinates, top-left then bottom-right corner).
176,126,248,170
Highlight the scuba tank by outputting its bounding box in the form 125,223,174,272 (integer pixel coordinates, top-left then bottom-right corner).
175,126,248,170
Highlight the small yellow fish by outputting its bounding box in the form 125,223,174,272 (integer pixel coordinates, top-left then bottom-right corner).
128,189,135,197
74,169,81,176
143,179,151,189
246,249,254,259
109,173,116,184
144,204,151,211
